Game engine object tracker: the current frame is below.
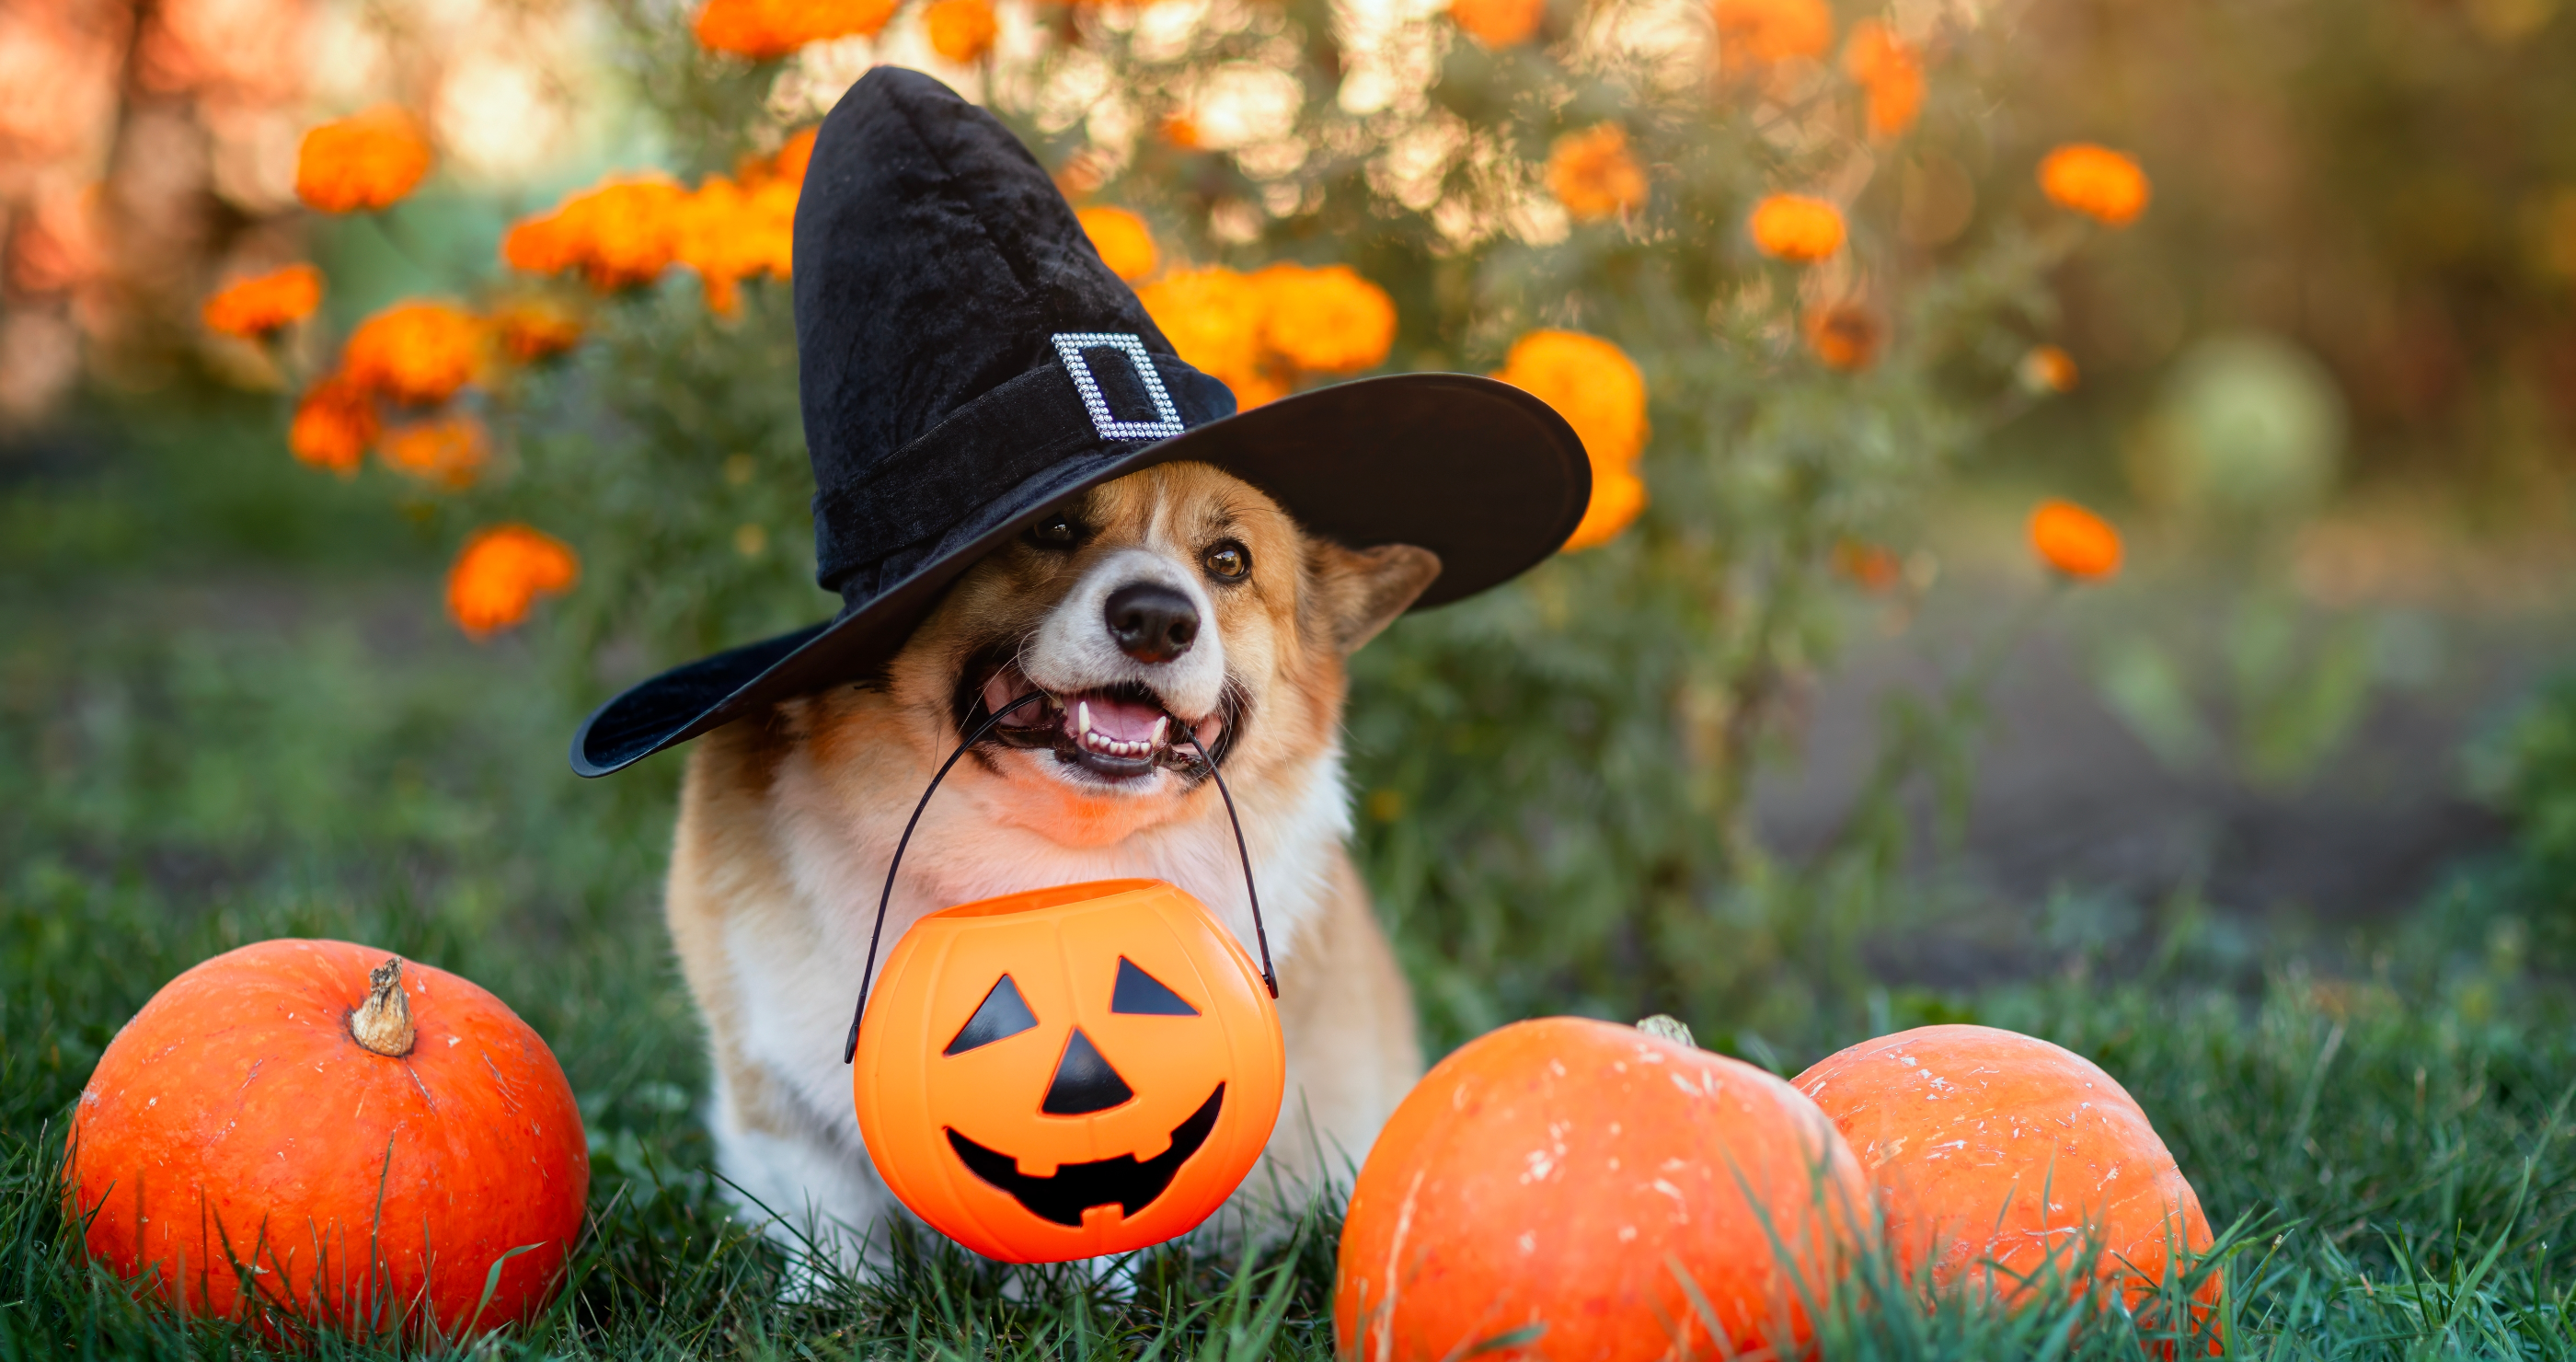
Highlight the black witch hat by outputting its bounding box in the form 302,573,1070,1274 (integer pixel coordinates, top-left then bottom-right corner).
570,67,1590,777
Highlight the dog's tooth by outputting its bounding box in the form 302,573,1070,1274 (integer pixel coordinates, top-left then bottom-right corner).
1077,700,1092,738
1149,715,1168,748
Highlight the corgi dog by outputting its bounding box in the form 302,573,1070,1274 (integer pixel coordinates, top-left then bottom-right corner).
662,460,1436,1264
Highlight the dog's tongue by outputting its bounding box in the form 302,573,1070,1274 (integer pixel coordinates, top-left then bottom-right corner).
1076,692,1166,744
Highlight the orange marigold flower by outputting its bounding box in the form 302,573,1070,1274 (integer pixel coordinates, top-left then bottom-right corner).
926,0,999,62
1804,301,1881,370
294,106,433,214
2029,498,2122,581
201,263,322,339
446,525,581,639
377,415,490,491
342,301,483,405
693,0,896,59
1547,123,1649,222
2038,143,2149,227
1556,468,1638,550
1748,193,1846,262
673,176,752,314
1490,329,1650,551
1491,329,1649,467
288,373,377,475
503,178,690,291
1137,267,1273,406
1833,538,1903,592
1450,0,1544,47
739,127,821,187
1227,367,1294,409
493,299,585,362
2018,343,2079,393
766,126,820,188
1077,207,1158,282
1565,466,1646,552
1843,20,1924,141
1714,0,1832,68
1255,263,1397,373
672,175,799,315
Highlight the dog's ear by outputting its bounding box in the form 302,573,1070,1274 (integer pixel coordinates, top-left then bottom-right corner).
1305,542,1442,655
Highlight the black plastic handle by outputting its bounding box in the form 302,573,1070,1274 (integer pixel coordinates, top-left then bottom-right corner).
842,692,1277,1065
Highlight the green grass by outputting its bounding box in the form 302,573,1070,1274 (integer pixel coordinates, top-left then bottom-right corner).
6,411,2576,1356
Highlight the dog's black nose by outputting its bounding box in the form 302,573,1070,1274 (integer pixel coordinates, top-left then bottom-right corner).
1103,583,1199,663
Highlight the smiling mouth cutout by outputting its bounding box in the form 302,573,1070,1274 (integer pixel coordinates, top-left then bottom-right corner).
969,665,1241,782
944,1085,1225,1227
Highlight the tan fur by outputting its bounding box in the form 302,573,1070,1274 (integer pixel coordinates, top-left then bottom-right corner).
664,463,1432,1263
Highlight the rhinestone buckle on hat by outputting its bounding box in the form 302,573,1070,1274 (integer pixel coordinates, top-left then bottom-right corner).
1052,332,1186,442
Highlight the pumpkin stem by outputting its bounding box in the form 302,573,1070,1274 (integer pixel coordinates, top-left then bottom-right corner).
350,957,417,1057
1636,1014,1696,1048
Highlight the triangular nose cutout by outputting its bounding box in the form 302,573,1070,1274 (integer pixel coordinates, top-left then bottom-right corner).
1041,1028,1135,1115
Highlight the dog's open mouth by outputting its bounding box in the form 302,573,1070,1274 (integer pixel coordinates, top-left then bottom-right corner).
944,1085,1224,1227
974,668,1234,781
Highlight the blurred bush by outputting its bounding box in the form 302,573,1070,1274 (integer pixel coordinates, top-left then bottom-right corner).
12,0,2174,1044
2485,675,2576,909
1992,0,2576,493
0,0,613,422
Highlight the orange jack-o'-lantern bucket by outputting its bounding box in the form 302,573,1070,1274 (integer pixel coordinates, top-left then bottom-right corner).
842,693,1284,1263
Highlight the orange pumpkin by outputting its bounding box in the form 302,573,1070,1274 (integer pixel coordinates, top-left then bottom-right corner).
1335,1017,1869,1362
853,879,1284,1262
66,940,588,1336
1792,1024,2213,1305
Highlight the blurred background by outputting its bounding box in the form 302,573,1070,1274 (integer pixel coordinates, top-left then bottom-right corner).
6,0,2576,1280
15,0,2576,1338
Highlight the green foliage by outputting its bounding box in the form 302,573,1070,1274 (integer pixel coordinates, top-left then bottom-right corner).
2088,593,2381,789
7,449,2576,1355
2482,672,2576,914
238,0,2109,1052
26,2,2576,1355
504,287,830,669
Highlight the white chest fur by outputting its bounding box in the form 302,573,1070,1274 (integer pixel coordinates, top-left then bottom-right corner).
712,741,1352,1178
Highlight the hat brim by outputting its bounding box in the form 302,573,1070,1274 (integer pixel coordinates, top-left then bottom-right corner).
571,372,1590,777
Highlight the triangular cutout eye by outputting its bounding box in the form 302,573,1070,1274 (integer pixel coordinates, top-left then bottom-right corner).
1110,957,1199,1016
945,975,1038,1056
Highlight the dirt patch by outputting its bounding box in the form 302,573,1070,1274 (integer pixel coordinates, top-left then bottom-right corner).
1754,608,2553,969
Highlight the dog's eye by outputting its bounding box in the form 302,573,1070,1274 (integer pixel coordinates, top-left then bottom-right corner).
1202,541,1249,582
1028,515,1080,548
